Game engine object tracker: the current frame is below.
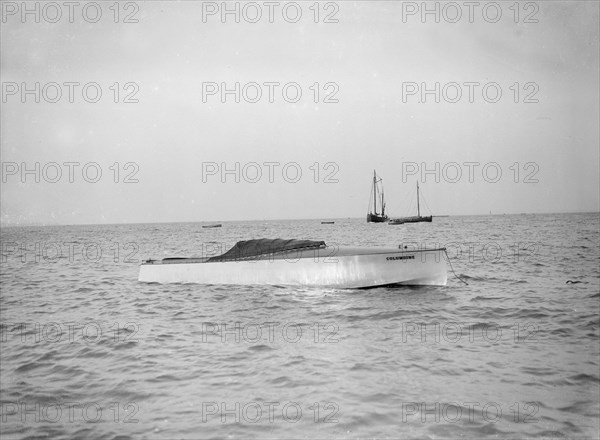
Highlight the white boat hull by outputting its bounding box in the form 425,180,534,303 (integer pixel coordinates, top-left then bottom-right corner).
139,247,447,289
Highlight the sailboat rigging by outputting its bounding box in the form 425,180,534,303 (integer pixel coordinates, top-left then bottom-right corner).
389,182,433,225
366,170,388,223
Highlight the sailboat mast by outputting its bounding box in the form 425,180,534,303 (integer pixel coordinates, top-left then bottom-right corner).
417,182,420,217
373,170,377,214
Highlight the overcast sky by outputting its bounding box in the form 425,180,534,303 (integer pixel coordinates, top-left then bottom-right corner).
1,1,598,225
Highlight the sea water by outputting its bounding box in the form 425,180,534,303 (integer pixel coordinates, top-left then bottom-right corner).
1,213,598,439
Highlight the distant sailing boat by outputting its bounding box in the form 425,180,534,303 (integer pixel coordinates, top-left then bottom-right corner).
389,182,432,225
367,170,388,223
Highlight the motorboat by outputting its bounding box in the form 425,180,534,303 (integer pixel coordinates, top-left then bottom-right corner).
139,239,447,288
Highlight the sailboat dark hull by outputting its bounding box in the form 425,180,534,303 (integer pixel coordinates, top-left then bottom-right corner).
367,213,389,223
389,216,432,225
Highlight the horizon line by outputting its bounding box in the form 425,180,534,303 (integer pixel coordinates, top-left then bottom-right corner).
1,210,599,228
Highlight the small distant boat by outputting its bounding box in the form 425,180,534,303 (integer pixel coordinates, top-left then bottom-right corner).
139,238,447,288
321,221,335,224
367,170,388,223
389,182,432,225
202,224,222,228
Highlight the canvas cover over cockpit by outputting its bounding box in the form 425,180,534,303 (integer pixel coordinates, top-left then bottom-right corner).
208,239,326,262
